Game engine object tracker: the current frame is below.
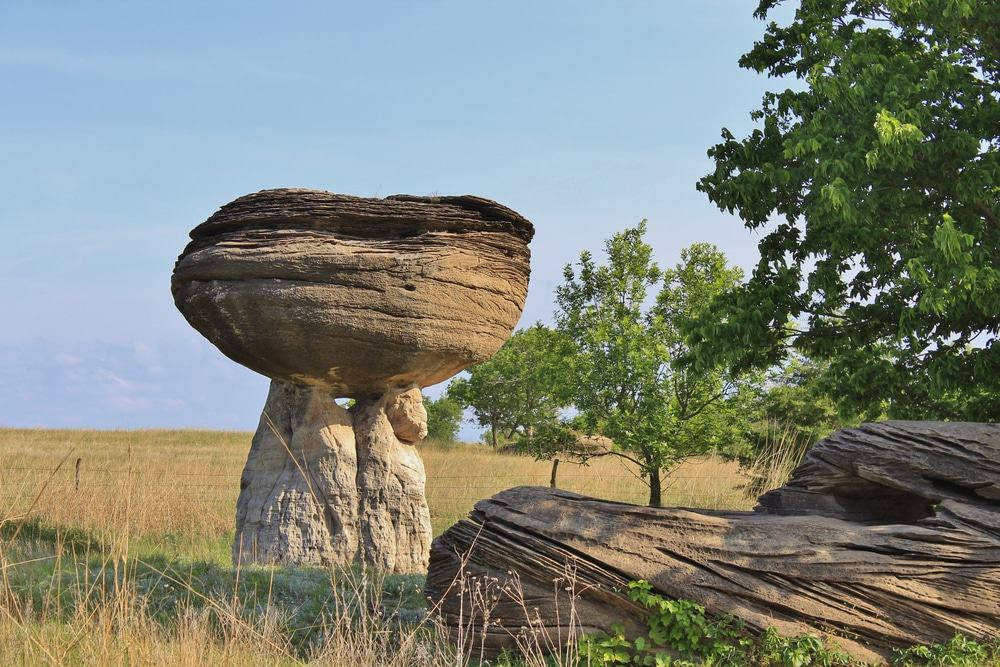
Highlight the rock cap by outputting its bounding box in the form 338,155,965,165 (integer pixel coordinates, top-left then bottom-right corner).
172,189,533,395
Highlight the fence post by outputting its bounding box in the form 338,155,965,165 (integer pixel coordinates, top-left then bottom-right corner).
75,457,81,491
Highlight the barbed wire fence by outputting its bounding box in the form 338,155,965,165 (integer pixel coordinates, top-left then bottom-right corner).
1,458,746,523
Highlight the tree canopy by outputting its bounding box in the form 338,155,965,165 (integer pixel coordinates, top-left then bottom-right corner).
693,0,1000,420
448,324,574,448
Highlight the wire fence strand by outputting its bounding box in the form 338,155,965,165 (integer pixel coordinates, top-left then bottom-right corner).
1,467,734,481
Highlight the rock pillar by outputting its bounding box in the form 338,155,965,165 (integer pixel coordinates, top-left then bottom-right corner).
233,379,432,573
172,189,534,571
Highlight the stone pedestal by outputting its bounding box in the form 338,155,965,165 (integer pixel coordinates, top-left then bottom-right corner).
233,379,431,573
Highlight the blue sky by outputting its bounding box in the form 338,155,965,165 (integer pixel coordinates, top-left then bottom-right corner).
1,1,794,437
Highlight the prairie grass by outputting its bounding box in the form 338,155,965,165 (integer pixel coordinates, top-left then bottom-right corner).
738,420,813,500
0,428,753,666
0,428,753,555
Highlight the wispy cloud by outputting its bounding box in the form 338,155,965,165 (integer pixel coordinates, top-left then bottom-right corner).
0,338,267,429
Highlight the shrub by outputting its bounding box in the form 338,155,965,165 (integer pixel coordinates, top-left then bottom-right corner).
579,580,853,666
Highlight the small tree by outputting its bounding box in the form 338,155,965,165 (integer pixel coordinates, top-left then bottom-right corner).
448,324,573,448
515,418,620,489
423,392,463,443
556,223,758,506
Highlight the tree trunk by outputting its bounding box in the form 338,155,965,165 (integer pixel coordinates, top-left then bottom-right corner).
490,425,498,448
425,421,1000,662
648,467,661,507
549,458,559,488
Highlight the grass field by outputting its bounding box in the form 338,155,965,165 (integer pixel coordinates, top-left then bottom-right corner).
0,428,754,666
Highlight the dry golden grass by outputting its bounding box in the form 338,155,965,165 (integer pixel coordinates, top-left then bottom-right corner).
0,428,754,666
0,611,301,666
422,442,754,533
0,429,246,563
0,428,753,549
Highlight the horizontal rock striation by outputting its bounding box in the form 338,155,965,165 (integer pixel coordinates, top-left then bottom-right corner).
171,189,533,396
425,421,1000,662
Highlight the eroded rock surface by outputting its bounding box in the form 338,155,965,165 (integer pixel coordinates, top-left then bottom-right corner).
426,421,1000,661
354,387,432,573
235,381,433,573
234,380,358,566
172,189,533,396
173,189,533,570
174,190,531,569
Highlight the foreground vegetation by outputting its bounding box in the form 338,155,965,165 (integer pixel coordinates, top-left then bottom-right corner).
581,582,1000,667
0,428,752,666
2,428,995,666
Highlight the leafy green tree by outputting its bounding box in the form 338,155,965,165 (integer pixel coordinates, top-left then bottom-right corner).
556,223,758,506
737,354,858,496
448,324,574,449
423,392,463,443
694,0,1000,420
755,354,854,449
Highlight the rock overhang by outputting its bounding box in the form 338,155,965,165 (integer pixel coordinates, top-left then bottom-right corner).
171,188,534,395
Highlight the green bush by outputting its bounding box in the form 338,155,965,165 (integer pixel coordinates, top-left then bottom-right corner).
578,581,999,667
894,633,1000,666
424,393,463,442
579,581,852,666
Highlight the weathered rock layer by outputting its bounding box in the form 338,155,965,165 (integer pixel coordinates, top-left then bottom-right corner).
235,380,432,573
172,189,533,396
234,380,359,566
425,421,1000,661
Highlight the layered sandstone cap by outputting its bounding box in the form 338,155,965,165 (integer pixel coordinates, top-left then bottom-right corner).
172,189,533,395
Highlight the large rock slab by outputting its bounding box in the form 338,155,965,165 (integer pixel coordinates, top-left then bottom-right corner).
425,421,1000,661
172,189,533,396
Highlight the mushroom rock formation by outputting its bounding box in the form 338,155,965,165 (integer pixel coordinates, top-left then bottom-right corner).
172,189,533,572
426,421,1000,661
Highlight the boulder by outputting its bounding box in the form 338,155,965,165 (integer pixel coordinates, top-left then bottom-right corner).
425,421,1000,661
171,189,533,396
